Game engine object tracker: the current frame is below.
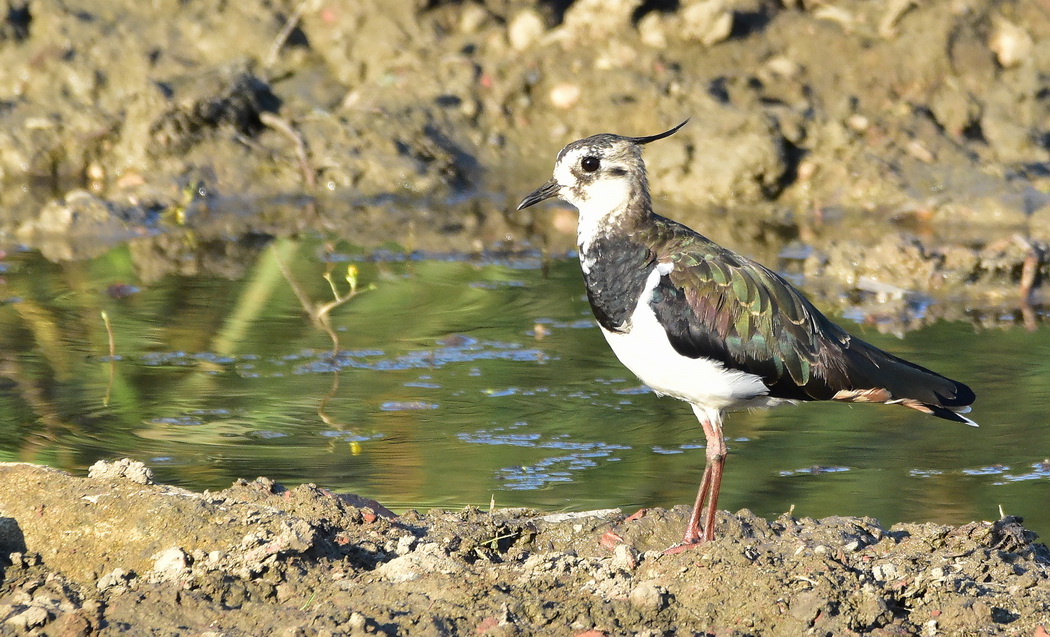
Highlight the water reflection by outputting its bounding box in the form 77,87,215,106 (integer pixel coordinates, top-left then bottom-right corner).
0,238,1048,541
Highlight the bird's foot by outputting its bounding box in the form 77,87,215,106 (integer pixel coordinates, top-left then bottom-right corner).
662,540,707,555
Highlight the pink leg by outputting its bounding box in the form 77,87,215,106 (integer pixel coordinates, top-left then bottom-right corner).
669,406,727,551
681,464,712,544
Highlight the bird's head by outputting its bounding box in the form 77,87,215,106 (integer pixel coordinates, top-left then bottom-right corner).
516,120,689,229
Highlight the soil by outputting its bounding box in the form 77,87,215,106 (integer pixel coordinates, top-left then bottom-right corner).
1,0,1050,633
2,460,1048,635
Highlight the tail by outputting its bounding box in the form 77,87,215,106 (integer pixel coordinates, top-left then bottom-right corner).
829,332,978,427
888,397,979,427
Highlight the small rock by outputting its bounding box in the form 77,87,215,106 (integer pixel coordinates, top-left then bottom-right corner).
49,609,94,637
629,581,668,611
549,83,581,109
151,547,188,579
681,0,733,47
88,459,155,485
347,612,367,631
376,542,458,583
846,114,870,132
508,9,545,51
761,55,802,80
989,16,1032,68
906,139,935,163
396,534,417,556
96,568,134,593
6,605,51,630
638,12,667,48
610,543,639,571
458,4,489,34
854,589,891,626
599,531,624,551
275,583,296,604
872,563,899,581
559,0,638,39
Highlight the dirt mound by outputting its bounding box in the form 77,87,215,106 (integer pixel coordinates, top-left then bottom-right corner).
2,461,1047,634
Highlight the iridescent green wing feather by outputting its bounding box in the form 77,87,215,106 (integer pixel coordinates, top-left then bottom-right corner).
646,217,974,408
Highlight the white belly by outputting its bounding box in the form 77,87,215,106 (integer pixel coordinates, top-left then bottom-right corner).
600,268,788,412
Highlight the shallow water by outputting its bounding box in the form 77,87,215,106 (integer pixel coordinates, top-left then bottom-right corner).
1,237,1048,540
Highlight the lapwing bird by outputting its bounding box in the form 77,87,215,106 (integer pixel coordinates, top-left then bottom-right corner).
517,120,977,550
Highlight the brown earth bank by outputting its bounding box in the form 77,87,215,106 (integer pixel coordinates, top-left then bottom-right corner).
1,460,1049,635
0,0,1047,324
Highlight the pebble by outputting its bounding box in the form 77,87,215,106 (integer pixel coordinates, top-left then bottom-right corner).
508,9,545,51
846,114,870,132
347,612,367,630
681,0,734,47
7,605,51,630
376,542,456,583
872,563,899,581
96,568,134,592
88,458,155,485
458,4,489,34
762,55,802,80
989,17,1032,68
152,547,188,577
549,83,581,109
610,543,639,571
629,581,667,611
396,534,417,556
638,13,667,48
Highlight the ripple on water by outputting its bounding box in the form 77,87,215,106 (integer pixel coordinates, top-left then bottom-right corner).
380,401,439,411
961,464,1010,477
286,337,547,375
320,430,384,442
779,465,851,477
1000,461,1050,483
460,422,631,490
137,336,550,379
140,351,237,366
144,415,206,427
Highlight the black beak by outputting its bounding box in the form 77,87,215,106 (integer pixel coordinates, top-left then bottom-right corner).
516,180,561,210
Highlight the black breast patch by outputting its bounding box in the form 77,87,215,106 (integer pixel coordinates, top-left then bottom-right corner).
581,237,655,333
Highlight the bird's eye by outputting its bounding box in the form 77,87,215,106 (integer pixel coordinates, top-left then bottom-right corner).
581,156,600,172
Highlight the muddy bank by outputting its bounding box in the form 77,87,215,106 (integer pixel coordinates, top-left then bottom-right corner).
0,0,1047,317
1,460,1048,634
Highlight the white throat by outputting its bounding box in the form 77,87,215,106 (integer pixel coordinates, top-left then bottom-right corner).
574,178,631,256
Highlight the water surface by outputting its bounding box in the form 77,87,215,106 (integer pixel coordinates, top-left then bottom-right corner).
1,237,1048,540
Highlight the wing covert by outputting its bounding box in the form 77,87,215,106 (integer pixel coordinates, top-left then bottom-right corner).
650,242,843,401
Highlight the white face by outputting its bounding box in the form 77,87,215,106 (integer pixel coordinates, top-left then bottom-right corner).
551,144,639,249
519,131,659,251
